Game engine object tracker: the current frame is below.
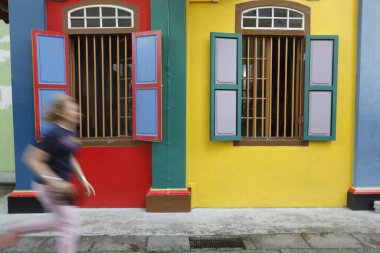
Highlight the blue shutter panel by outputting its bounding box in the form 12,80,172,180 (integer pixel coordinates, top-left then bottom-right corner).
132,31,162,141
32,30,70,140
304,35,339,141
210,33,242,141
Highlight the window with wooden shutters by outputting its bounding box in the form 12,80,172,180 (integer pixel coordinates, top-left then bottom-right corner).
230,0,338,145
61,2,162,145
68,33,162,144
233,0,310,146
235,0,310,145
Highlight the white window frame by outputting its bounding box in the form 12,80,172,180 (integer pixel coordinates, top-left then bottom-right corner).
68,4,134,29
241,6,304,30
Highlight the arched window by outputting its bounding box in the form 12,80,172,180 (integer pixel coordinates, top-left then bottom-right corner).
235,1,310,145
68,5,134,29
62,1,140,144
242,7,304,30
235,0,310,36
63,0,138,34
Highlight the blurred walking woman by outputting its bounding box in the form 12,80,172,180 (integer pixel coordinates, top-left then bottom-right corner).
0,95,95,253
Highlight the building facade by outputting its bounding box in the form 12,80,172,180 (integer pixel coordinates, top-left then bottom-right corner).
4,0,380,212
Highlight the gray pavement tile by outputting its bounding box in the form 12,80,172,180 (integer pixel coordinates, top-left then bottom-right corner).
84,252,145,253
147,236,190,252
201,251,241,253
317,250,361,253
250,234,310,250
0,236,46,253
77,236,97,252
241,235,256,250
0,235,127,253
356,248,380,253
203,248,242,251
33,235,95,252
280,250,318,253
32,236,55,253
352,233,380,249
244,250,281,253
302,233,362,249
202,248,242,252
88,235,147,252
281,250,359,253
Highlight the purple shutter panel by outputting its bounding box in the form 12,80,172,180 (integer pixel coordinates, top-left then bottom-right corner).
210,33,242,141
304,35,338,141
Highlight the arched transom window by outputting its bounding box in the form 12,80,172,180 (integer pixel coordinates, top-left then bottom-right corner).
68,5,134,29
242,7,304,30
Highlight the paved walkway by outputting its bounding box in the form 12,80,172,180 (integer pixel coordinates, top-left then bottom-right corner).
1,232,380,252
1,193,380,252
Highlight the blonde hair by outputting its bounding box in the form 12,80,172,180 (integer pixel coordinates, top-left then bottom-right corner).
44,95,76,123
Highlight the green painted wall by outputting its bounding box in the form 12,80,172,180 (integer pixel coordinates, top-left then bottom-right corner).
151,0,187,189
0,20,15,173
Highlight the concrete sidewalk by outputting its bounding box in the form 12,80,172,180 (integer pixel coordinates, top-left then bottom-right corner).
1,194,380,252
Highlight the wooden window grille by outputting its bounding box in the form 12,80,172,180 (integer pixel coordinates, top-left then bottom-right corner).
242,35,304,140
69,34,133,141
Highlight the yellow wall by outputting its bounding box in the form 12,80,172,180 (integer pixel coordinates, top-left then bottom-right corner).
186,0,358,207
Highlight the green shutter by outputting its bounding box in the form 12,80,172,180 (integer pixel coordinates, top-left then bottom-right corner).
304,35,339,141
210,33,242,141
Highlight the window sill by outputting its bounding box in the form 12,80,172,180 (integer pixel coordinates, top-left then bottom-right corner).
80,137,140,147
234,137,308,146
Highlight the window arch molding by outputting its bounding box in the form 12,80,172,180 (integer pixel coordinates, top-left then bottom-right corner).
235,0,310,36
63,0,139,34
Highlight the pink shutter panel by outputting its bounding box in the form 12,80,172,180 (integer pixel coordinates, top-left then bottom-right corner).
32,30,70,141
132,30,162,141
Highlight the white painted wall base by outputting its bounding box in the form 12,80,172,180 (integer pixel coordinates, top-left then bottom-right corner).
0,171,15,184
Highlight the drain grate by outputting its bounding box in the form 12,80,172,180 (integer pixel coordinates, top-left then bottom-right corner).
189,236,246,249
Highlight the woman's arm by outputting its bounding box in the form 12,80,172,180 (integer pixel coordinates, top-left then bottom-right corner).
70,156,96,196
22,145,75,195
22,145,57,180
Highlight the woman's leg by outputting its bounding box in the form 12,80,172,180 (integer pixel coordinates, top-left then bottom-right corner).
0,182,58,249
54,204,80,253
7,182,81,253
31,182,80,253
7,182,59,234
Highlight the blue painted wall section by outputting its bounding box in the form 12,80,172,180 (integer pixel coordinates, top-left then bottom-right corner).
9,0,46,190
354,0,380,187
151,0,186,189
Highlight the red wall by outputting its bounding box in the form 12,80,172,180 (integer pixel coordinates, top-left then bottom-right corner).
46,0,152,207
46,0,151,32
